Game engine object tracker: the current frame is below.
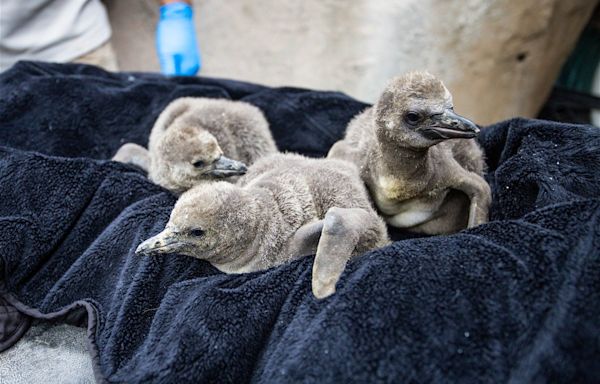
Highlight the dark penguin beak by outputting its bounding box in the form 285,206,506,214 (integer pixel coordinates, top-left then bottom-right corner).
207,156,248,178
136,229,184,256
422,109,480,140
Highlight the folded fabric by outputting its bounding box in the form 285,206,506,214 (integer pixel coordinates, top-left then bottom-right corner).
0,61,598,383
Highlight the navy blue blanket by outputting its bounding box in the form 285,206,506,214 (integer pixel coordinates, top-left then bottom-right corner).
0,61,599,383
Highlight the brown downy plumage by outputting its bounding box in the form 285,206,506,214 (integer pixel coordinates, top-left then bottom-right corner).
136,153,390,299
112,97,278,194
328,71,491,234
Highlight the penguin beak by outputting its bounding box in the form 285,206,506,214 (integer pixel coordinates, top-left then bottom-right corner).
207,156,248,178
422,109,480,140
135,229,184,256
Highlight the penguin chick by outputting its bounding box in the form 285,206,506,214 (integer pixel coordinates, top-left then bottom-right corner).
112,97,278,194
328,71,491,235
136,153,390,299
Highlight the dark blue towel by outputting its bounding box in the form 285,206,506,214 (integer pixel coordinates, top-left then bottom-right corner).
0,61,599,383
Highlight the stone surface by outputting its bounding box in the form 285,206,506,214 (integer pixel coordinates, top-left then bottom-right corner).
0,322,94,384
106,0,598,124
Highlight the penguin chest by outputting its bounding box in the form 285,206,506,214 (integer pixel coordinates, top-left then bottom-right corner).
373,177,449,228
373,176,419,202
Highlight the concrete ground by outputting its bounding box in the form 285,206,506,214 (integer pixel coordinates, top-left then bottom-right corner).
0,321,94,384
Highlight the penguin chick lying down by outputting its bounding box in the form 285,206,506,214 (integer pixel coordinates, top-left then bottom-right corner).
136,153,390,299
112,97,278,194
328,71,491,235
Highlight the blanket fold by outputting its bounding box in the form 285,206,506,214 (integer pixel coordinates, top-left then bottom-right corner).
0,61,599,383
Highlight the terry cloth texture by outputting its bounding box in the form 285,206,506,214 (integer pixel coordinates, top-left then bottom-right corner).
0,61,599,383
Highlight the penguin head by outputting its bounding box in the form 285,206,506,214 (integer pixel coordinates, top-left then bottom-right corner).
374,71,479,149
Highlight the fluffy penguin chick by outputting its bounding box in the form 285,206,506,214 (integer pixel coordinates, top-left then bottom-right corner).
136,153,390,299
112,97,278,194
328,71,491,234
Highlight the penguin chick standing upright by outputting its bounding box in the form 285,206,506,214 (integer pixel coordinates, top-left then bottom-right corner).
328,71,491,235
112,97,278,194
136,153,390,299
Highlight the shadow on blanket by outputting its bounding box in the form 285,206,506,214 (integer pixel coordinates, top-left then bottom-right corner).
0,61,599,383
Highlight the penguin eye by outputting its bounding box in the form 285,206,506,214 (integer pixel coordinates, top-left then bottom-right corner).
192,160,205,168
189,228,205,237
404,111,422,125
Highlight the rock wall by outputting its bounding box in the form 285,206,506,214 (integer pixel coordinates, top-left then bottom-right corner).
106,0,598,124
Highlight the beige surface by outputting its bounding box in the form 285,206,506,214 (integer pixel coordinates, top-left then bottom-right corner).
105,0,159,72
73,41,119,71
105,0,598,124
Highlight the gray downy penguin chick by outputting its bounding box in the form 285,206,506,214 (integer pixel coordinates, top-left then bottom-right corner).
112,97,278,194
136,153,390,299
328,71,491,235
